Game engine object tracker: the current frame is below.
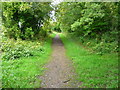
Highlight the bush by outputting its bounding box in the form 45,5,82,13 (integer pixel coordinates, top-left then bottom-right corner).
1,38,44,60
93,41,118,55
2,46,33,60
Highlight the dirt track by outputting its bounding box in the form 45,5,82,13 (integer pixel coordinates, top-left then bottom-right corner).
40,34,80,88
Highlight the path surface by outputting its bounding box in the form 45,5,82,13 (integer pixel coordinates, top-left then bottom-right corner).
40,34,80,88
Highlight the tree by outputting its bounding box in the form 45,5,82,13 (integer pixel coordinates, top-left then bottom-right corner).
2,2,52,40
56,2,118,39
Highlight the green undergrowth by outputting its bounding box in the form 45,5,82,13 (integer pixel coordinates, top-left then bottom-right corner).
2,34,54,88
60,34,118,88
67,33,118,55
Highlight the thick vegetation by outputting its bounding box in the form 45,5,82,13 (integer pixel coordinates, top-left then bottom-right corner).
1,2,53,88
1,1,119,88
56,2,118,54
56,2,118,88
2,2,52,40
2,37,53,88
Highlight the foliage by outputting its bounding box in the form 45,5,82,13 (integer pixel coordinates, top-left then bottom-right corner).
2,2,52,40
56,2,118,54
1,37,45,60
52,22,61,32
1,2,54,88
60,34,118,88
92,40,118,55
2,36,53,88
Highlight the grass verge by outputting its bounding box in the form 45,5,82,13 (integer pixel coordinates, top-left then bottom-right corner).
60,34,118,88
2,34,54,88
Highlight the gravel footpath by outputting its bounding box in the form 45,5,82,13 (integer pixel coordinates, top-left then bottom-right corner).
40,34,80,88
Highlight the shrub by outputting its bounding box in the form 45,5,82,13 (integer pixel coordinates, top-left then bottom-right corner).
92,41,118,55
1,38,44,60
2,46,33,60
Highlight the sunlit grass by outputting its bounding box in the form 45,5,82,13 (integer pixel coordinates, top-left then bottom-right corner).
2,34,55,88
60,34,118,88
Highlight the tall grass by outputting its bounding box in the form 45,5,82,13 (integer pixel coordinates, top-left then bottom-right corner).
60,34,118,88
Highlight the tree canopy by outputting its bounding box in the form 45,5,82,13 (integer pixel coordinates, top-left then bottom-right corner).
2,2,52,40
56,2,118,39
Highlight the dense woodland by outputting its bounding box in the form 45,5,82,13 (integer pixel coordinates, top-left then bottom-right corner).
0,1,119,88
55,2,119,54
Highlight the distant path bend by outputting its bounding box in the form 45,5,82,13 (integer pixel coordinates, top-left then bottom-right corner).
40,34,80,88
